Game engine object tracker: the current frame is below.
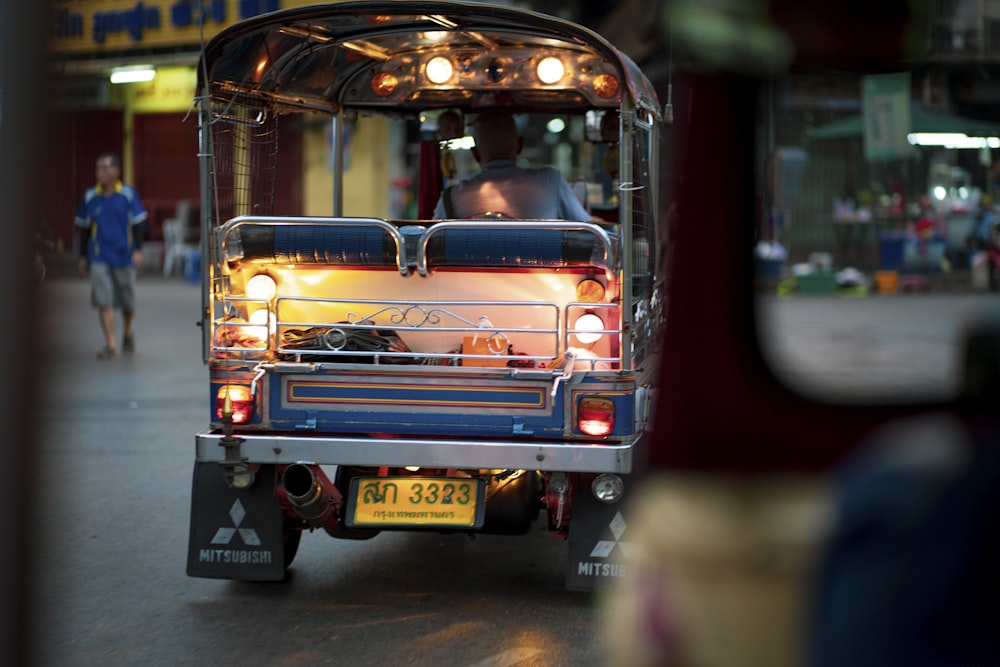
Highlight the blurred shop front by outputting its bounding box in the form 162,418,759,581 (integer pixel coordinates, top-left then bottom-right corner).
45,0,394,268
760,67,1000,291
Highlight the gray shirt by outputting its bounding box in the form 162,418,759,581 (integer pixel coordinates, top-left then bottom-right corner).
433,159,591,220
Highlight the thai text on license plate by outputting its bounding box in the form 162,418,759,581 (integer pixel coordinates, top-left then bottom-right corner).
346,477,485,528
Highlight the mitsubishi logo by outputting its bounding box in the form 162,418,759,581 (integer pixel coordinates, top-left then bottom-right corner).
211,499,261,546
589,511,633,559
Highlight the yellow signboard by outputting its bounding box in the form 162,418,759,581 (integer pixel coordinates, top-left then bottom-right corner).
50,0,320,55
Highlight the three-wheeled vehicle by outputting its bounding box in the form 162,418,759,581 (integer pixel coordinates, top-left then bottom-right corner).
186,0,666,591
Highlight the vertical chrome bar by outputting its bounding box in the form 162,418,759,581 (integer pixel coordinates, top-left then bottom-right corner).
197,89,213,362
332,110,344,216
618,105,635,370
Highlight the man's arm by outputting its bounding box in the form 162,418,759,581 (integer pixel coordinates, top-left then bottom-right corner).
131,221,146,251
76,224,90,276
553,171,594,222
432,196,447,219
75,193,94,275
76,226,90,259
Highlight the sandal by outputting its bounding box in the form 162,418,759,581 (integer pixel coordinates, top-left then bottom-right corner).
123,336,135,355
97,346,119,361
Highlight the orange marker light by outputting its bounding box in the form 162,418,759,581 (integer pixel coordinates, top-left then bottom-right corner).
592,74,620,99
371,72,398,96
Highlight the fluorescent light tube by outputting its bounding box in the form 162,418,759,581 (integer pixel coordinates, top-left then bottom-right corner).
110,66,156,84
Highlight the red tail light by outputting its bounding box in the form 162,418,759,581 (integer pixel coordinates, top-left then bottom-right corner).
577,396,614,436
216,385,254,424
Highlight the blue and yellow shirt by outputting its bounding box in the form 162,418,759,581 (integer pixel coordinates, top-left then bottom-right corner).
75,181,148,267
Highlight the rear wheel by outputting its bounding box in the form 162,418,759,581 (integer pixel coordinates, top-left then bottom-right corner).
330,466,382,540
282,524,302,569
482,471,543,535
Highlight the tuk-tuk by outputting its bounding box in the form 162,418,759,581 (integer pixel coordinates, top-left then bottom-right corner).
186,0,666,592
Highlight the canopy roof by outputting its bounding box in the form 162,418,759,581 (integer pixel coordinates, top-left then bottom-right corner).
811,105,1000,140
198,0,661,119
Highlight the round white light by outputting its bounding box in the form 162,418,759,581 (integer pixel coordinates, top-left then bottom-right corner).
549,472,569,495
247,308,273,341
592,474,624,504
537,56,565,84
546,117,566,134
248,308,270,325
574,312,605,345
227,464,256,489
246,273,277,301
426,56,454,84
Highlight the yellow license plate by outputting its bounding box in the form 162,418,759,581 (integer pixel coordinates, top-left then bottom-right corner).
346,477,484,528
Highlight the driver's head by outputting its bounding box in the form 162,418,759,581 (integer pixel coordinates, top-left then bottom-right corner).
471,110,523,163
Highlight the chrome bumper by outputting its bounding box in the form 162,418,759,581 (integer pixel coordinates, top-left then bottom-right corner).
195,430,633,473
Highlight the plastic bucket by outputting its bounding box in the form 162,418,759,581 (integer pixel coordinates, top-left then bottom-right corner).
874,270,899,294
183,250,201,284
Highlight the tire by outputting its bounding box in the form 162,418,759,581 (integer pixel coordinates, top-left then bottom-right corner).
481,471,543,535
330,466,381,540
282,524,302,569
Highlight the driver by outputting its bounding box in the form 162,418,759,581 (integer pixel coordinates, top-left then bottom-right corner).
433,110,595,221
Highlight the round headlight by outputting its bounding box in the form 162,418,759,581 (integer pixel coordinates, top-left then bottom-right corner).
247,308,272,341
227,464,256,490
537,56,565,84
592,474,624,504
574,312,605,345
549,472,569,495
248,308,270,326
426,56,454,84
246,273,277,301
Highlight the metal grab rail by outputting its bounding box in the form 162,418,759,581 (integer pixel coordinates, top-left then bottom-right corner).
218,216,410,275
212,297,621,369
415,220,618,281
272,297,570,367
215,217,618,281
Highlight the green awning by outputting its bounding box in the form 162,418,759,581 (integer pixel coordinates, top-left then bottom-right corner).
810,105,1000,140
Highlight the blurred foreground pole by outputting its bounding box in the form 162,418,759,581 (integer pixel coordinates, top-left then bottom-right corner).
0,1,50,664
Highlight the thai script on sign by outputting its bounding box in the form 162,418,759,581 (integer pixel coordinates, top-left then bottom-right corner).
52,0,281,45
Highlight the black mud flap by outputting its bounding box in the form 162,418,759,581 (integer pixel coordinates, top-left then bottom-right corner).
187,462,286,580
565,476,633,592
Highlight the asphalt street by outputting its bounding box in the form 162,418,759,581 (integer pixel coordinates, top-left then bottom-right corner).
29,274,606,667
25,270,998,666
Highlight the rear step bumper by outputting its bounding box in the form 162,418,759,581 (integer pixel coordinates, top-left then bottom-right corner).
195,430,633,473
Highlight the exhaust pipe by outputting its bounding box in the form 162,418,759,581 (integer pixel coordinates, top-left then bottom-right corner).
280,463,343,534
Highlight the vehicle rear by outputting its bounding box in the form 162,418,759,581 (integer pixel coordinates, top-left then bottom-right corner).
186,0,666,591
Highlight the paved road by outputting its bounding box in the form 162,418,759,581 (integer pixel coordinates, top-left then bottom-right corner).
30,276,605,667
28,275,997,666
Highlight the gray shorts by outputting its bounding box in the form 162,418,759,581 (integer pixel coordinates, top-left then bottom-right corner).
90,262,136,311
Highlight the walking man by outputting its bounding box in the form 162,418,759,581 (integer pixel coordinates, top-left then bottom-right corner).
76,152,148,360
